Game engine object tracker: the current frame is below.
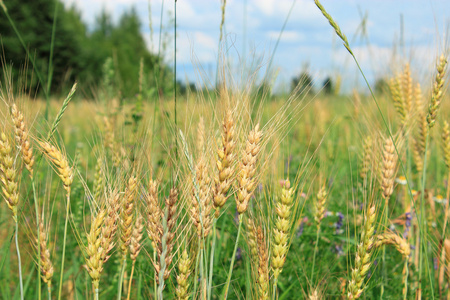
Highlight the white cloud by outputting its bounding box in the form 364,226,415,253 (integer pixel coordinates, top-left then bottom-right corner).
267,30,304,43
60,0,450,91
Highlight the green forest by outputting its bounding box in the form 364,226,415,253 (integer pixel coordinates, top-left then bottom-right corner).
0,0,173,98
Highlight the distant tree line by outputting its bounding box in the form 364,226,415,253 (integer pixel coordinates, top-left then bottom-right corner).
0,0,173,98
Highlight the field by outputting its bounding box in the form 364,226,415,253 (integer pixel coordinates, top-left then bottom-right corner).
1,0,450,299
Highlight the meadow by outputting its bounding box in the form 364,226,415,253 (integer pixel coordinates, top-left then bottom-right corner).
1,0,450,299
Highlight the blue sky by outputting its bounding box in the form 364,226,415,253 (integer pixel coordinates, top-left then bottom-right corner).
61,0,450,92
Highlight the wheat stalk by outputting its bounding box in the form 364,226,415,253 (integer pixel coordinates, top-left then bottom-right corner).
146,179,162,248
314,185,328,229
213,110,236,216
85,209,106,297
156,188,178,286
257,225,269,300
245,215,258,266
236,123,263,214
117,176,138,300
38,141,73,191
93,157,104,201
360,136,373,183
374,232,411,258
127,212,144,300
10,104,34,175
427,54,448,128
120,176,138,259
191,156,213,239
272,179,295,281
37,220,54,297
175,249,191,300
348,205,376,299
380,136,398,206
38,140,73,300
100,190,120,264
0,131,19,219
388,77,407,126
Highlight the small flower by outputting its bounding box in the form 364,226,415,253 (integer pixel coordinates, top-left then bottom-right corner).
411,190,418,196
404,211,412,239
333,244,344,257
235,247,242,261
335,212,344,234
296,217,308,237
395,175,407,185
257,183,263,193
433,194,448,205
325,211,334,217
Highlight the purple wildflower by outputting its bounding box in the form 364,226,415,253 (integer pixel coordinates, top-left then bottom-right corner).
236,247,242,261
404,211,412,239
335,212,344,234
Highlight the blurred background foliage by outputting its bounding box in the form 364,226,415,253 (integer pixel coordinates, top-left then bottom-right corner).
0,0,174,98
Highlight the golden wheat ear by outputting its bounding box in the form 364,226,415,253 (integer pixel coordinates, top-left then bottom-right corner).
191,155,213,239
374,231,411,258
10,104,34,176
348,205,377,299
256,225,269,300
236,123,263,214
85,209,107,290
213,110,236,216
100,190,120,264
175,249,192,300
427,54,448,128
0,131,19,220
37,220,54,291
120,176,138,259
272,179,295,281
38,140,73,191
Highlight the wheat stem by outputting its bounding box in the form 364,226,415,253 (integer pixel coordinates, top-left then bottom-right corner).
207,219,217,300
31,176,41,300
419,132,435,298
57,189,71,300
157,208,169,300
222,215,242,299
403,260,409,300
311,227,321,283
15,219,24,300
272,278,278,300
126,261,136,300
117,259,127,300
153,250,157,298
192,242,201,299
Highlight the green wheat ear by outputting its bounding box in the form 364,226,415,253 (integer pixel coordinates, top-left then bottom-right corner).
314,0,353,55
47,82,77,141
